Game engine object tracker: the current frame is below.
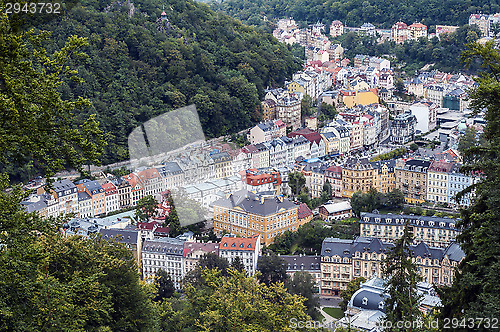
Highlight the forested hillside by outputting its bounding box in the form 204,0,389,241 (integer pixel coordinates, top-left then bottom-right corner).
37,0,302,165
211,0,500,29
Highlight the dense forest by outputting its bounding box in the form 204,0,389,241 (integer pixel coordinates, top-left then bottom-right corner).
34,0,302,165
210,0,500,29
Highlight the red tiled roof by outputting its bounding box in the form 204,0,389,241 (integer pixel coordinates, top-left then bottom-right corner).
219,236,258,251
298,203,313,219
183,242,219,257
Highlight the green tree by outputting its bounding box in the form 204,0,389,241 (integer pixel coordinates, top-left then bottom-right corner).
437,41,500,330
176,268,318,332
301,94,314,117
230,256,246,274
289,171,306,197
0,10,105,181
184,252,230,286
457,126,479,155
339,277,366,311
382,223,423,331
409,143,419,151
135,195,158,222
320,181,332,203
154,269,176,301
285,271,321,320
256,253,288,286
385,188,405,209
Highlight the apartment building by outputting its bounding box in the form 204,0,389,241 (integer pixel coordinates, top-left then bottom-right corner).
325,165,343,198
38,179,79,216
360,212,459,248
320,237,464,296
427,160,454,203
330,20,344,37
182,242,219,276
391,110,416,144
395,159,431,204
212,189,300,246
219,235,261,275
75,179,106,217
248,120,286,145
124,173,145,206
282,255,322,290
102,182,119,214
142,237,185,289
342,157,374,198
211,152,233,179
370,160,396,194
276,94,301,130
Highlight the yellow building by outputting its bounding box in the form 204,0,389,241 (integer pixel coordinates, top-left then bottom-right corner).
320,237,464,295
360,212,459,248
213,190,306,246
347,77,370,91
395,159,431,204
370,160,396,194
261,99,277,121
210,152,233,179
341,89,379,108
342,157,374,198
286,81,306,95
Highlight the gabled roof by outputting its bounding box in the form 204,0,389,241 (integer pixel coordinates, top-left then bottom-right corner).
100,229,139,245
213,189,297,216
219,236,259,251
298,203,313,219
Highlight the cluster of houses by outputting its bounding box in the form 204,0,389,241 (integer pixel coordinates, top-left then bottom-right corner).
469,12,500,38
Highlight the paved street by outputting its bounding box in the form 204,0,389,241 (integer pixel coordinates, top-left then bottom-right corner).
320,296,341,308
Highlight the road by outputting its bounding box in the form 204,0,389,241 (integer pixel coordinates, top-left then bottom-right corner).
320,296,342,307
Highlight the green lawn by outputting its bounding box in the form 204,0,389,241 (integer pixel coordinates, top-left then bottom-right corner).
322,307,344,319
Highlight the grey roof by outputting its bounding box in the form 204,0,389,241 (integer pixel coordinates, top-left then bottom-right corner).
256,121,277,132
212,189,297,216
100,229,138,245
321,132,337,140
143,238,187,256
321,237,394,257
413,242,446,260
79,180,104,195
281,255,321,272
53,179,77,193
398,159,431,172
157,161,183,176
351,289,388,312
23,200,47,213
78,192,92,201
370,159,396,173
344,157,371,168
443,242,465,262
360,212,458,231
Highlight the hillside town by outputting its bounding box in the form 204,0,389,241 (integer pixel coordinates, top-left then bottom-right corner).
16,14,492,332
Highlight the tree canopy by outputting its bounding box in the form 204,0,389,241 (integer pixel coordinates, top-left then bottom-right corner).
382,223,423,330
212,0,495,31
29,0,302,168
437,40,500,330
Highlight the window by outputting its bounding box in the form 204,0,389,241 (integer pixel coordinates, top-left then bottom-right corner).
362,297,368,306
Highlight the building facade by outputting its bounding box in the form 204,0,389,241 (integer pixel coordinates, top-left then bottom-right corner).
395,159,431,204
213,190,300,246
360,212,459,248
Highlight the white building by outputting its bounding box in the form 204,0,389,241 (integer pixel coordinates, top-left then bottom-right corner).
219,235,261,276
142,237,185,289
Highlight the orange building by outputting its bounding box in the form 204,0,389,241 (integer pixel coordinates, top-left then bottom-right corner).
213,189,302,246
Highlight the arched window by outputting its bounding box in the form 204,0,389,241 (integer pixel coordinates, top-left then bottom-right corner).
362,297,368,306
